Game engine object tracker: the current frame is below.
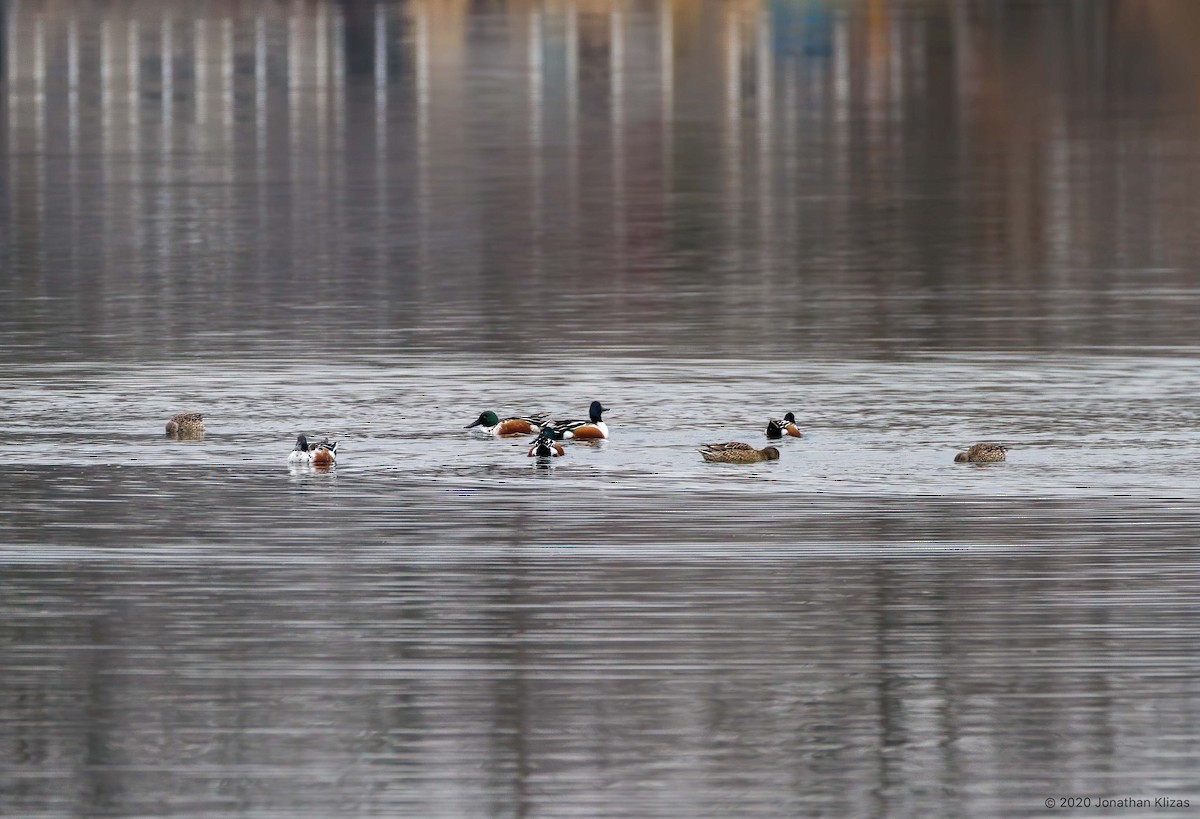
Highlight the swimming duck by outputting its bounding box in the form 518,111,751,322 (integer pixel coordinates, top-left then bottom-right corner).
543,401,609,440
766,412,802,439
465,411,549,437
288,434,338,466
528,426,566,458
165,412,205,438
311,439,337,466
699,442,781,463
954,443,1006,463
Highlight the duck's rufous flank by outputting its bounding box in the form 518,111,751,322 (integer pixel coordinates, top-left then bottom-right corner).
766,412,801,439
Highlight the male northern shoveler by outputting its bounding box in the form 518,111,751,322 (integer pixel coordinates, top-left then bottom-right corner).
528,427,566,458
165,412,205,438
288,435,313,464
465,411,549,437
289,434,338,466
954,442,1006,463
766,412,802,439
699,442,781,463
311,439,337,466
544,401,609,440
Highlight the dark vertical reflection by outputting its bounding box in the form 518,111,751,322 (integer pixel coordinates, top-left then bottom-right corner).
338,0,375,77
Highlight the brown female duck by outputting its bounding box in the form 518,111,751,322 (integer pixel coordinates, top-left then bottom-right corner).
954,443,1007,463
699,442,781,463
165,412,205,438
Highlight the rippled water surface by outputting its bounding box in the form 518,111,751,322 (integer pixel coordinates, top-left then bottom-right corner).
4,0,1200,816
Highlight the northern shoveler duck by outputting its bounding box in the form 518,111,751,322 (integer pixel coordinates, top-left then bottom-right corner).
288,434,338,466
699,442,781,463
528,427,566,458
954,442,1006,463
311,439,337,466
165,412,205,438
766,412,802,439
544,401,609,440
465,411,549,437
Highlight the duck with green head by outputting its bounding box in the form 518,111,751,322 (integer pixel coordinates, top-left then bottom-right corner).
528,426,566,458
465,411,549,437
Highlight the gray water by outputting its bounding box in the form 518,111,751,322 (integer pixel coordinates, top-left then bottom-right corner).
4,1,1200,816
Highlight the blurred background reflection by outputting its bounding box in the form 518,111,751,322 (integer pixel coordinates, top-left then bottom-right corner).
5,0,1200,361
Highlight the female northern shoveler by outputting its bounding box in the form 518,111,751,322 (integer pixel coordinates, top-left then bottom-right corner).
766,412,802,439
544,401,609,440
528,427,566,458
699,442,781,463
954,442,1007,463
465,411,549,437
165,412,205,438
289,434,338,466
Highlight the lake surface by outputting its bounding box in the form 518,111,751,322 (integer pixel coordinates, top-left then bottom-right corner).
4,0,1200,815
